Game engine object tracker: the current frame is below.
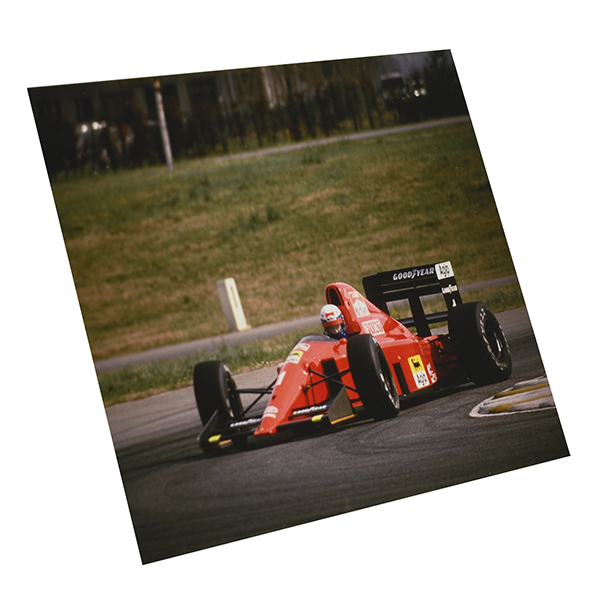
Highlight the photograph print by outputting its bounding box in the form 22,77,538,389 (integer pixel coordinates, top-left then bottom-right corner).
28,49,570,564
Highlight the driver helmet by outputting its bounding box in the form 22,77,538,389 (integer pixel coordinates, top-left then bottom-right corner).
320,304,347,339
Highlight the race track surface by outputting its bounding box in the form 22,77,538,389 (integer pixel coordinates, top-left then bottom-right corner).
105,307,570,564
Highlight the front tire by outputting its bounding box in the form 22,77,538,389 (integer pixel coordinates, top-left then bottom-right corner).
193,361,244,425
448,302,512,385
347,334,400,421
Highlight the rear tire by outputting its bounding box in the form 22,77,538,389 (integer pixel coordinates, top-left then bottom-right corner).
193,361,244,425
347,334,400,421
448,302,512,385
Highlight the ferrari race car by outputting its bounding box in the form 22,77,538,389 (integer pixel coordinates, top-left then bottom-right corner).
193,261,512,452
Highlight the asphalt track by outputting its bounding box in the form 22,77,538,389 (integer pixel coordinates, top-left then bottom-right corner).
105,307,569,564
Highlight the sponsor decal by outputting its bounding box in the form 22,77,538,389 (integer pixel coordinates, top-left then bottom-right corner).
392,266,435,282
435,261,454,280
285,342,310,364
262,405,279,419
349,291,370,317
286,350,304,364
321,309,338,323
229,417,262,428
275,371,286,387
441,284,458,295
409,355,423,371
427,363,438,384
363,318,385,336
408,354,430,389
292,404,327,416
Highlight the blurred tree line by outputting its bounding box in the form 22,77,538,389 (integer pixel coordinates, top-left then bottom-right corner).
30,50,468,178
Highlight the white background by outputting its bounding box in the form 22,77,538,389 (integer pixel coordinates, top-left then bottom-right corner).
2,2,597,598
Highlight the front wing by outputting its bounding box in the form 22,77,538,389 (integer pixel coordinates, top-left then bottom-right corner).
198,382,360,452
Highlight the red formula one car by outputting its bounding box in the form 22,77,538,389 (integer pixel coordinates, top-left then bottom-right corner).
193,261,512,452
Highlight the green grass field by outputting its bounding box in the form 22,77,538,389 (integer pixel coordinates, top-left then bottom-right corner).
51,118,517,373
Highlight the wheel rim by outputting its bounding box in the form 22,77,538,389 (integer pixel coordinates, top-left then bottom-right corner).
225,373,242,418
482,315,507,367
378,348,400,409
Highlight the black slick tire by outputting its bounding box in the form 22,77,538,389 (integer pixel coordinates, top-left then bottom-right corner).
448,302,512,385
193,361,244,425
347,334,400,421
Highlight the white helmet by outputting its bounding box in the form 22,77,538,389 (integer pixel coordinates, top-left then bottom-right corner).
320,304,347,339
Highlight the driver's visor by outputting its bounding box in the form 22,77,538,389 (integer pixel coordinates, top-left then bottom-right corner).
324,320,343,336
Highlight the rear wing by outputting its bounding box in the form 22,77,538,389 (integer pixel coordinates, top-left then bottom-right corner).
362,261,462,337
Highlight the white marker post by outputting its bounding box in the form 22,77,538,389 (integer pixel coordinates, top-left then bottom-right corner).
154,79,174,172
217,278,250,332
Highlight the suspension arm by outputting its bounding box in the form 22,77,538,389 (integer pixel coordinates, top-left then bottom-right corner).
306,368,357,394
237,377,278,416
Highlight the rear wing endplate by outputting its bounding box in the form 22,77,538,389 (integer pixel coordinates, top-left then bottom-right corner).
362,261,462,337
